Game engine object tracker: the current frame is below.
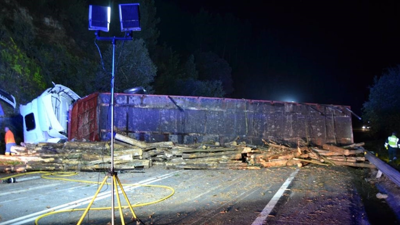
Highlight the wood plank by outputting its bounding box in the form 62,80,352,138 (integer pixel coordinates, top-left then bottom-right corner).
329,160,376,168
181,148,238,153
182,152,238,159
115,133,174,148
115,133,148,148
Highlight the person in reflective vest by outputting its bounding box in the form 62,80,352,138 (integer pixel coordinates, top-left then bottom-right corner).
384,132,400,162
4,127,16,155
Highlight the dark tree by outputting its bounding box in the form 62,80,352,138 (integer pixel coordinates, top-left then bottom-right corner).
175,54,225,97
94,39,157,93
195,51,233,96
362,65,400,136
131,0,160,54
152,44,184,95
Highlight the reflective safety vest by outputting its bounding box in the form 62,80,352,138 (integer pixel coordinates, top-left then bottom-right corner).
387,135,399,148
5,130,15,144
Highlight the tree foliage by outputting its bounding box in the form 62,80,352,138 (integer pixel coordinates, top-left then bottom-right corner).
152,48,226,97
0,37,46,104
176,79,225,97
152,44,184,95
362,65,400,136
94,39,157,93
195,51,233,96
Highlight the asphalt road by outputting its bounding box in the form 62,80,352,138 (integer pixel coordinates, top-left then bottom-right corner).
0,165,393,225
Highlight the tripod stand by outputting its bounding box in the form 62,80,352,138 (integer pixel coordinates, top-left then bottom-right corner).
77,171,138,225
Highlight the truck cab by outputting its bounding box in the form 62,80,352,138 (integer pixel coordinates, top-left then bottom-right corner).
19,84,80,143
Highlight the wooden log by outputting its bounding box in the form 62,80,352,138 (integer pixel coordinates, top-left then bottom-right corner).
326,156,366,162
148,141,174,148
162,148,175,159
183,156,232,163
286,160,303,168
307,152,323,160
313,148,364,156
113,160,152,169
217,161,259,170
344,149,365,155
25,162,64,171
151,156,167,162
277,153,296,160
113,148,143,157
322,144,346,153
276,151,306,160
169,148,183,156
246,166,261,170
259,159,288,168
231,153,244,160
312,149,344,156
0,165,26,173
165,161,220,170
148,149,165,157
298,153,311,159
0,155,25,162
293,158,328,166
36,143,64,149
241,147,252,153
64,141,108,150
224,141,238,147
80,154,104,161
10,146,28,155
329,160,376,168
342,142,365,149
48,153,83,159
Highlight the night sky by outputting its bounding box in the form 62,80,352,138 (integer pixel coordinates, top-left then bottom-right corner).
155,0,400,118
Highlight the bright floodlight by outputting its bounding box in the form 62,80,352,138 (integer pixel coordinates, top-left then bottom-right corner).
89,5,111,32
119,3,141,32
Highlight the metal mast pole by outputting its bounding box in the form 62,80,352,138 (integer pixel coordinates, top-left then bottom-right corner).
110,37,116,225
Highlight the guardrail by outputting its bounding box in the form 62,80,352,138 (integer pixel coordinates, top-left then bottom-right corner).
364,151,400,186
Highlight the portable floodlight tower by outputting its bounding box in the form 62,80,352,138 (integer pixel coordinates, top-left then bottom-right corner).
79,4,141,225
88,5,111,32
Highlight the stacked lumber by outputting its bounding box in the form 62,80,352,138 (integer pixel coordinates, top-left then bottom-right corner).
311,143,374,168
0,134,375,172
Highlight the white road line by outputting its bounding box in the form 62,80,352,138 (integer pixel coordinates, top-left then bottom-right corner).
0,183,60,197
0,171,179,225
251,168,300,225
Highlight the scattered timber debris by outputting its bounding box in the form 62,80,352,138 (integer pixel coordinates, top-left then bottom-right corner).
0,134,374,172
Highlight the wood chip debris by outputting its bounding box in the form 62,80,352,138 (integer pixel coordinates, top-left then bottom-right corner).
0,134,375,172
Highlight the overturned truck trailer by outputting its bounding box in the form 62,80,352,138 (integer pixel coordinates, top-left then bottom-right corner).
69,93,353,146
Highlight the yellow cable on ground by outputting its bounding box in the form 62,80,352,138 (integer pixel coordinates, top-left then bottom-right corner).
1,171,175,225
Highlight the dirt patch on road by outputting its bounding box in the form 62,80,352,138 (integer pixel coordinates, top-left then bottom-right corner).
266,165,399,225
